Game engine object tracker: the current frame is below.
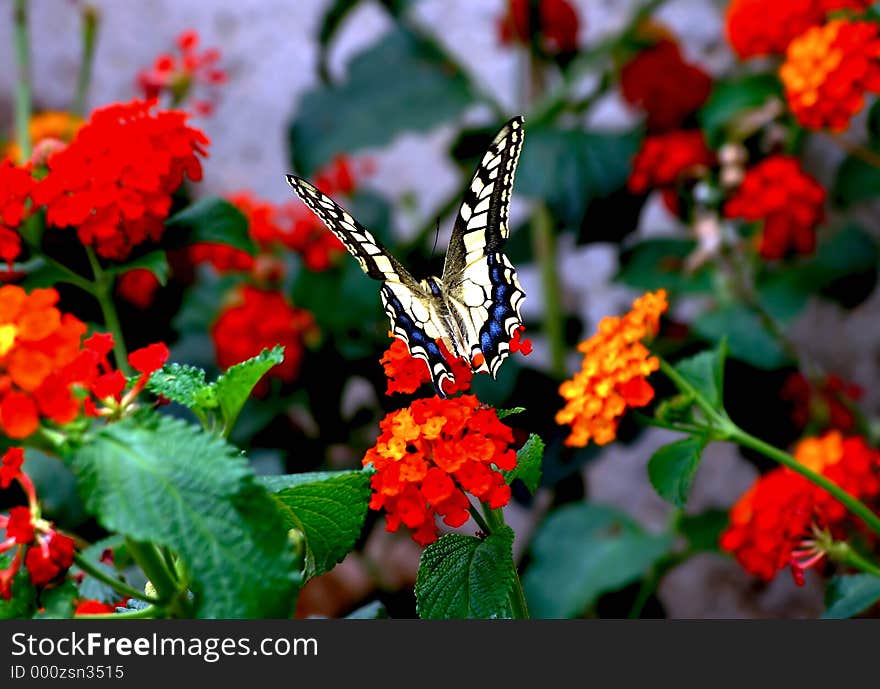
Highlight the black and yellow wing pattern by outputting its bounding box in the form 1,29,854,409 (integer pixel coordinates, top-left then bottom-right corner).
285,115,526,396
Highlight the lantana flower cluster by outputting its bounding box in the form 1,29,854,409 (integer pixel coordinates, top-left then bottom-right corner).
556,290,667,447
497,0,580,55
364,394,516,545
721,431,880,583
0,160,36,269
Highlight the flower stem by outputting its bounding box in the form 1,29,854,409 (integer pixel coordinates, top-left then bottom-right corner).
467,503,492,535
72,5,99,117
85,247,130,373
13,0,32,161
830,542,880,578
531,202,566,378
124,539,181,611
72,552,158,604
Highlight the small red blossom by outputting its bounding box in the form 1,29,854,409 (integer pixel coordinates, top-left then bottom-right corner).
116,269,162,309
137,29,226,115
724,155,825,259
212,286,317,394
129,342,170,376
6,506,35,545
364,395,516,545
497,0,580,54
24,532,75,587
32,99,209,260
509,326,532,355
0,447,24,490
74,599,128,615
0,159,36,269
620,39,712,133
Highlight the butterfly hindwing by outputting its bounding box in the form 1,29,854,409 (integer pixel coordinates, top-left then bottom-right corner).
442,116,526,376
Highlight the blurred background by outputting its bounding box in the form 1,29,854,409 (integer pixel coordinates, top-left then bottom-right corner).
5,0,878,618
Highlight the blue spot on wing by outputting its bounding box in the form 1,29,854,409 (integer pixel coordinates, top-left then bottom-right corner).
478,253,521,375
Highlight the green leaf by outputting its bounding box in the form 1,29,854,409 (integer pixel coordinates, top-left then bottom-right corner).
112,250,169,286
617,239,712,295
497,407,526,419
214,346,285,431
147,363,215,410
71,415,298,618
868,100,880,148
517,126,641,227
23,449,87,529
674,345,725,407
823,574,880,619
416,527,516,619
34,581,78,619
698,74,783,147
75,536,131,604
648,437,706,508
677,509,729,553
260,470,371,580
288,27,475,175
505,434,544,494
693,304,790,370
0,553,36,619
523,504,674,618
165,197,256,255
832,155,880,209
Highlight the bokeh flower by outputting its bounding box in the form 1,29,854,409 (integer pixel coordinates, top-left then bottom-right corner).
556,290,667,447
781,373,863,432
4,111,83,165
116,268,162,309
620,39,712,132
32,99,209,260
211,286,317,394
780,18,880,131
0,159,35,270
723,155,825,259
497,0,580,54
364,394,516,545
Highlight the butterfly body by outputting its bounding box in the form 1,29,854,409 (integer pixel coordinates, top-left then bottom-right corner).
287,116,526,396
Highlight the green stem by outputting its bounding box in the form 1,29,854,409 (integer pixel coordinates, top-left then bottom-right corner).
72,5,98,117
72,552,158,604
467,503,492,535
76,605,159,620
124,539,179,606
86,247,130,372
830,542,880,577
480,504,530,619
531,203,566,378
13,0,32,161
658,359,727,428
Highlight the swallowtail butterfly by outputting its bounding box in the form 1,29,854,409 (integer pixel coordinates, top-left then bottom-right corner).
286,116,526,397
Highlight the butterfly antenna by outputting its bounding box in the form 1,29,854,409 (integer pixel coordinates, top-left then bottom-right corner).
431,217,440,255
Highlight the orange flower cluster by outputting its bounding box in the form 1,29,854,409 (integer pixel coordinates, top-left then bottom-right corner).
0,286,87,438
364,395,516,545
4,111,83,165
724,155,825,259
726,0,872,59
556,290,667,447
620,39,712,133
721,432,880,582
211,286,317,394
780,19,880,131
0,159,36,269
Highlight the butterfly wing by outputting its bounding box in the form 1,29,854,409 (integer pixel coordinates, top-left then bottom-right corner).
286,175,456,394
441,116,526,377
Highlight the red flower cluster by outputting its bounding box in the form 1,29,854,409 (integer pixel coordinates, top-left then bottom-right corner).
723,155,825,259
726,0,873,59
364,395,516,545
497,0,580,54
379,326,532,397
721,432,880,582
137,29,227,116
628,130,714,213
0,448,76,599
0,159,35,270
620,39,712,133
32,99,209,260
780,18,880,131
211,286,316,394
781,373,863,432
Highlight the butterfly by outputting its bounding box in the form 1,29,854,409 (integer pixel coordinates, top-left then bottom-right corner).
286,116,526,397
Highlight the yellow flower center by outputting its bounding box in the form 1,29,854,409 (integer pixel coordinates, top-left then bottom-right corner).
0,324,17,357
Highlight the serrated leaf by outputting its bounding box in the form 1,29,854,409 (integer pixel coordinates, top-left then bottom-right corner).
823,574,880,619
516,126,641,227
0,553,36,619
147,363,215,410
71,415,297,618
416,527,516,619
648,437,706,508
505,434,544,494
524,503,674,618
674,346,725,407
34,581,78,619
288,27,475,175
112,251,169,286
166,197,256,255
497,407,526,419
260,470,371,580
617,239,712,295
214,346,285,431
